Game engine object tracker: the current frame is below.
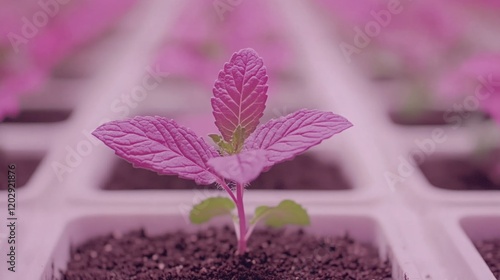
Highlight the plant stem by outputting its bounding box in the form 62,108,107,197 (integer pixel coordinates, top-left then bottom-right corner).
236,183,247,254
217,179,237,203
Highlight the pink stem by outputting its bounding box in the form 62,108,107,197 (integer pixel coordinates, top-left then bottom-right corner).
217,179,237,203
236,183,247,254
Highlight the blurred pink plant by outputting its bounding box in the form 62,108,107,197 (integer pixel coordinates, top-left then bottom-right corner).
439,53,500,124
317,0,463,72
0,0,137,121
155,0,291,86
375,1,461,71
314,0,381,26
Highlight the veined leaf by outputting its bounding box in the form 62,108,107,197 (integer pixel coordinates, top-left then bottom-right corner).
211,48,268,142
245,109,352,168
92,116,220,185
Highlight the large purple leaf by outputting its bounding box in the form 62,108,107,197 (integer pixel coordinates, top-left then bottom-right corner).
92,116,220,185
246,109,352,167
211,48,268,142
207,149,267,184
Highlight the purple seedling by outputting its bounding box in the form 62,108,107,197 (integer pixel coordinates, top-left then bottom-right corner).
93,48,352,254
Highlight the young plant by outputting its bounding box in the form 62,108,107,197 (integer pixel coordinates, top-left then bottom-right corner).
92,48,352,253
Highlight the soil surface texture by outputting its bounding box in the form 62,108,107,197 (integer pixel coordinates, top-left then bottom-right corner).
103,154,351,191
60,226,392,280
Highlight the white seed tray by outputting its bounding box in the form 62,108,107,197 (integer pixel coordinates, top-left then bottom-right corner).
0,1,499,279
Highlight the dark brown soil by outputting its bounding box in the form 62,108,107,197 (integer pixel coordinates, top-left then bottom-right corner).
103,159,201,190
251,154,351,190
0,153,42,189
102,154,352,191
475,239,500,279
59,226,392,280
389,109,488,126
389,110,450,126
418,153,500,190
3,109,71,123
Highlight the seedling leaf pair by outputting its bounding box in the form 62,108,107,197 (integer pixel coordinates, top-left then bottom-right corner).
190,198,309,229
